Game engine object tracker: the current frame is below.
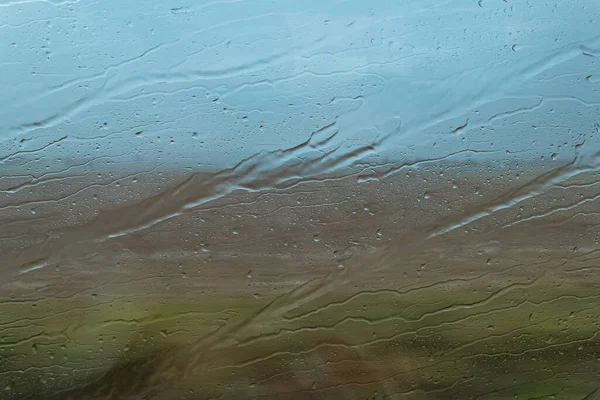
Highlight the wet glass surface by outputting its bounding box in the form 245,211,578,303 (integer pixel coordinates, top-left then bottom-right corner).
1,1,600,399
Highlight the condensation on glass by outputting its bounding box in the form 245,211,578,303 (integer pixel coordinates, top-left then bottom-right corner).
1,0,600,399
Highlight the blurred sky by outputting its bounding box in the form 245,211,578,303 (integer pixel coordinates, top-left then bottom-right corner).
0,0,599,172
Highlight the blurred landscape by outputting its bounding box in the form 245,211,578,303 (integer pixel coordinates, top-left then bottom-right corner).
1,0,600,398
2,162,600,399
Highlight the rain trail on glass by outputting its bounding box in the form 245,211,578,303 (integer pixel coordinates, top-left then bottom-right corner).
1,0,600,399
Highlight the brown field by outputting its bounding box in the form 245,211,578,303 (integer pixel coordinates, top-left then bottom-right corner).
1,163,600,399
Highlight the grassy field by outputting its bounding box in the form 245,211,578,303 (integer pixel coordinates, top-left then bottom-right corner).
2,167,600,399
2,248,600,399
